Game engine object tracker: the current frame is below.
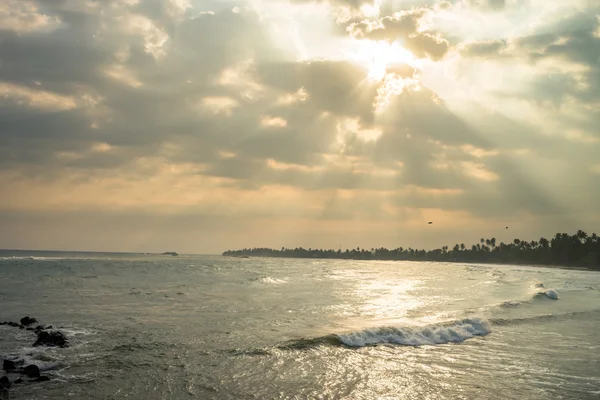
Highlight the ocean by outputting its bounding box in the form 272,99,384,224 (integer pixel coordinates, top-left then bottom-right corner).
1,251,599,399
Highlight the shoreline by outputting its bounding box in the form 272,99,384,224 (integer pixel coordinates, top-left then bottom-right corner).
220,254,600,272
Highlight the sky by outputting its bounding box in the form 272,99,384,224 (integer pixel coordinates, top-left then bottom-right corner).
0,0,599,254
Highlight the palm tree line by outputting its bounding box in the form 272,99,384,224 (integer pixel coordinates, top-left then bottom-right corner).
222,230,600,269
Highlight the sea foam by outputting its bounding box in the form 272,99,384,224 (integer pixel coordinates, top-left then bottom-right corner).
337,318,491,347
533,282,559,300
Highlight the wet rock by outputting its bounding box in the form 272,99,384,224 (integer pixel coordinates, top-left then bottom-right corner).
45,326,53,330
19,317,37,326
22,365,40,378
33,330,67,348
0,376,10,389
25,327,34,331
0,322,6,326
13,379,22,384
6,322,18,328
34,325,45,332
18,325,24,330
2,359,21,371
35,376,50,382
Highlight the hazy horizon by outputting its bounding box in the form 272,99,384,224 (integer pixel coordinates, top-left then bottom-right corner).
1,0,599,254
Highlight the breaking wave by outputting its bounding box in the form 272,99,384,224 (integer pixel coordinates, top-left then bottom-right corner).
252,276,288,284
337,318,491,347
275,318,491,350
533,282,559,300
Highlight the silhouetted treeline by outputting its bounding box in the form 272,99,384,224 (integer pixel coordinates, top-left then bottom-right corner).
223,230,600,269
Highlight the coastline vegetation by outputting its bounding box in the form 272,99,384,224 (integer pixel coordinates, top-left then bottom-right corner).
223,230,600,269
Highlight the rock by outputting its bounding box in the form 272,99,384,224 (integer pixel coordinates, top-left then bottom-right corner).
7,322,18,327
19,317,37,326
2,360,21,371
0,322,6,326
34,325,45,331
0,376,10,389
18,325,24,330
22,365,40,378
25,327,34,331
45,326,53,330
35,376,50,382
13,379,22,384
33,330,67,348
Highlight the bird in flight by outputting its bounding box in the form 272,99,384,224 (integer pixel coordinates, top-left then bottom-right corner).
428,222,433,225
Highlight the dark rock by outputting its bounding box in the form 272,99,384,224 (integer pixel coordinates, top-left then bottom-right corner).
20,317,37,326
22,365,40,378
46,326,53,330
33,330,67,348
2,359,21,371
0,376,10,389
0,322,6,326
18,325,24,330
34,325,45,331
13,378,22,384
35,376,50,382
26,327,34,331
7,322,18,327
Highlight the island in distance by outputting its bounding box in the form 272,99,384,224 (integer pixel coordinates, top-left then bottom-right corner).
161,252,179,256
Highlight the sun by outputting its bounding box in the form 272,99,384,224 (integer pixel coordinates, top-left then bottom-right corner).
346,40,420,81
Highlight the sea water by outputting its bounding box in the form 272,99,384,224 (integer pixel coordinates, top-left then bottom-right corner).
1,251,599,399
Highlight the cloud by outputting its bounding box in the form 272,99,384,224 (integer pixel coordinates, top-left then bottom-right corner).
464,0,506,11
0,0,61,33
459,40,507,58
0,0,599,252
348,9,451,60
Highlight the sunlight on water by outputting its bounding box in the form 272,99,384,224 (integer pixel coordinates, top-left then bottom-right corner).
355,278,423,321
0,254,599,399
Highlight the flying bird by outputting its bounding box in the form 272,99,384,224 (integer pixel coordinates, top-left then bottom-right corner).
505,226,509,229
428,222,433,225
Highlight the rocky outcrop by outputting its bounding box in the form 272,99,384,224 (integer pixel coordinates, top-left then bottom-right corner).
20,317,37,326
23,365,40,378
2,360,15,372
1,316,63,395
33,331,68,348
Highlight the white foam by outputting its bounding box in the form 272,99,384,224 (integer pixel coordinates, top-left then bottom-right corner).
337,318,491,347
532,282,559,300
256,277,288,284
542,289,559,300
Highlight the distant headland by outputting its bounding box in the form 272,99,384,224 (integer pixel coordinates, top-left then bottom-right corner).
223,230,600,270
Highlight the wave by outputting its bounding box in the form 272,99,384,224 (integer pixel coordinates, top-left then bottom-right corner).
337,318,491,347
252,276,288,284
490,308,600,326
275,318,491,350
533,282,559,300
536,289,559,300
500,300,522,308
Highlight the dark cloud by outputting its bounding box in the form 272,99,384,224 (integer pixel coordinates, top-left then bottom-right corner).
459,40,507,58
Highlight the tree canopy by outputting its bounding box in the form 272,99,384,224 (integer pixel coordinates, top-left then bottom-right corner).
223,230,600,269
